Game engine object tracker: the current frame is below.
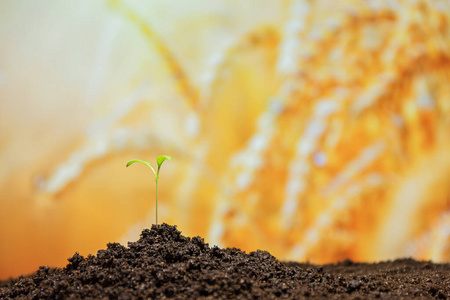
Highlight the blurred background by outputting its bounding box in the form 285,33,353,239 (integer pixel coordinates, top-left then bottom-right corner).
1,0,450,279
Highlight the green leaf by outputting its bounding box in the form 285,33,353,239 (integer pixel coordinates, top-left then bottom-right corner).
156,155,172,169
126,159,156,175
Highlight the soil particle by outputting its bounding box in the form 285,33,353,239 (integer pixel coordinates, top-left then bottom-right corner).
1,224,449,299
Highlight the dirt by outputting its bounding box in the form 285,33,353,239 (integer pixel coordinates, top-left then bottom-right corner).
1,223,449,299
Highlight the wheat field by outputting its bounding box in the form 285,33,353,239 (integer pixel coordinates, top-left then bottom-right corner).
0,0,449,279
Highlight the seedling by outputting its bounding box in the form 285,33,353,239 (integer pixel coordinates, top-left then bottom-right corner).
126,155,172,225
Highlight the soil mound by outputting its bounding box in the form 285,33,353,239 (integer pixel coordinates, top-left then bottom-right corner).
1,224,449,299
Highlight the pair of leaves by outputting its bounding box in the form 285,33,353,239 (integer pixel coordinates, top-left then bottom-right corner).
126,155,172,179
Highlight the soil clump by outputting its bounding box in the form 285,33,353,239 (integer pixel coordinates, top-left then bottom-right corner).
1,224,449,299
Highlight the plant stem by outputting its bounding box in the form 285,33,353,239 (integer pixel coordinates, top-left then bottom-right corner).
155,179,158,225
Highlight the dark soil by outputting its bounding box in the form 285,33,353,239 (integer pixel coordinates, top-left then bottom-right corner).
1,224,449,299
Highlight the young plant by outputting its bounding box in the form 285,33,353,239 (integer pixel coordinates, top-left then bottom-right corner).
126,155,172,225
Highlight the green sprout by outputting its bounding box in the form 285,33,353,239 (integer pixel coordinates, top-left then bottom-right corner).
126,155,172,225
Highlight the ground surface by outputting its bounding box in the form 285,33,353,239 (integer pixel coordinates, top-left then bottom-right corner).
1,224,449,299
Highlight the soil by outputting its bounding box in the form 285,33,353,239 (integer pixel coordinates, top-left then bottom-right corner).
1,223,449,299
